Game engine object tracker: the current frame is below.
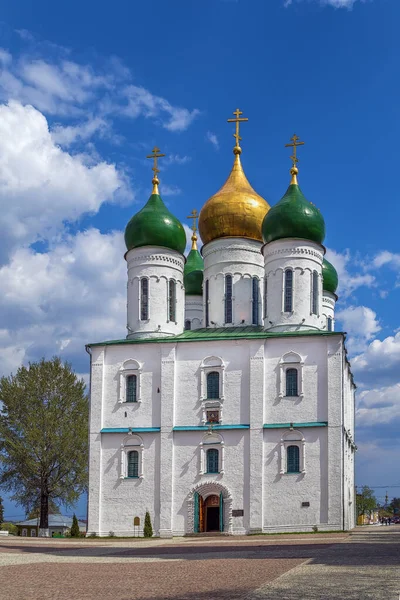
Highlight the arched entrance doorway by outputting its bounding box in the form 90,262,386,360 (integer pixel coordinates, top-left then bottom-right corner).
187,481,232,534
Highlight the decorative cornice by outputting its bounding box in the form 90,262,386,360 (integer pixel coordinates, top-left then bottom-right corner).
127,253,184,267
264,247,323,261
101,427,161,433
263,422,328,428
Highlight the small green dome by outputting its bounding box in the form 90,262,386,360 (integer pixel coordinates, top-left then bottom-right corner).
262,182,325,245
322,258,338,294
184,242,204,295
125,191,186,254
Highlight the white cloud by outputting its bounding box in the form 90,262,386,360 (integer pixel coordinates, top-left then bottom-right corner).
51,117,109,146
206,131,219,150
164,154,191,166
0,47,200,134
336,306,380,353
372,250,400,269
160,184,182,196
284,0,365,8
325,248,375,297
0,228,126,377
122,85,200,132
357,384,400,426
352,331,400,386
0,101,129,262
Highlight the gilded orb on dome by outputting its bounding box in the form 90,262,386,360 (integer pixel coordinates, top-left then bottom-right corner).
198,109,270,245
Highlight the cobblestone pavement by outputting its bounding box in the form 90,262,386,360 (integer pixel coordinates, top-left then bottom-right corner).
0,528,398,600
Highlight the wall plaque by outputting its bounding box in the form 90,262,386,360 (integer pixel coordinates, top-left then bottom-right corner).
134,516,140,526
232,509,244,517
301,502,310,508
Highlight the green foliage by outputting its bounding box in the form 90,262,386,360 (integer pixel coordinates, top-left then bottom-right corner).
389,497,400,514
0,496,4,525
0,522,17,535
0,357,89,531
27,499,59,520
356,486,377,517
70,513,80,537
143,511,153,538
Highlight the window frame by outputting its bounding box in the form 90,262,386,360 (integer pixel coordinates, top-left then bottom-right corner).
206,447,219,474
199,433,225,475
200,356,225,401
120,435,144,479
119,359,142,404
285,368,298,397
280,430,306,475
327,316,333,332
252,276,260,325
140,277,149,321
206,371,220,399
168,279,177,323
127,449,139,478
279,352,304,399
286,445,300,473
205,279,210,327
184,319,191,331
224,274,233,324
311,270,319,316
283,269,294,313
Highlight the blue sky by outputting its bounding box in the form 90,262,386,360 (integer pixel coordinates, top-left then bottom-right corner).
0,0,399,518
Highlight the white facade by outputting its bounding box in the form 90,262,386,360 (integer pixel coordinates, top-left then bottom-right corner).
126,245,185,339
88,327,356,536
88,179,355,537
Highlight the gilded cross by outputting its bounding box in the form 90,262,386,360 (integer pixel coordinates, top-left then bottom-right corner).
285,134,305,166
187,209,199,234
146,146,165,177
227,108,248,148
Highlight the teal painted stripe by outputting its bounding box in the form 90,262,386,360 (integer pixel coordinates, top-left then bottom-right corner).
173,424,250,431
263,422,328,429
101,427,161,433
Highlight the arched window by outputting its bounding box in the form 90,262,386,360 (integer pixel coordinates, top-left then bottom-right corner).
169,280,176,322
327,317,333,332
206,448,219,473
252,277,259,325
205,280,209,327
207,371,220,399
126,374,137,403
225,275,233,324
185,319,191,331
284,270,293,312
287,445,300,473
140,278,149,321
286,368,298,397
264,276,268,319
127,450,139,478
312,271,318,315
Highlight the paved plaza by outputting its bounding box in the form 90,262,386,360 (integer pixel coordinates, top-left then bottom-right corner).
0,527,399,599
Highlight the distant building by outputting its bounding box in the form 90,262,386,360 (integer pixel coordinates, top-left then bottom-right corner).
16,514,86,537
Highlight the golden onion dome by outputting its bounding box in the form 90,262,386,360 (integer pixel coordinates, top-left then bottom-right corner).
198,146,270,245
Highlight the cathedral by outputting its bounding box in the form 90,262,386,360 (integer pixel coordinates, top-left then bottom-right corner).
87,111,356,537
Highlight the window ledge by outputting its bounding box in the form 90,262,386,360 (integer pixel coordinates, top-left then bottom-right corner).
284,472,301,475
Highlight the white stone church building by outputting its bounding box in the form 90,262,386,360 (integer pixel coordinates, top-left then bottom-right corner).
87,128,356,537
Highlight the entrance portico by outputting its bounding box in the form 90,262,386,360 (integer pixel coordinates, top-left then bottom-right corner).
187,481,233,534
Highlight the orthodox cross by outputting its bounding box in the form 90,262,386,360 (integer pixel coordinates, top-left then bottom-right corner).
187,209,199,234
146,146,165,178
285,134,305,167
227,108,248,148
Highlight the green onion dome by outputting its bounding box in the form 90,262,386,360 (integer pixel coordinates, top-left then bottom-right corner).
322,258,338,294
262,168,325,245
124,182,186,254
184,234,204,295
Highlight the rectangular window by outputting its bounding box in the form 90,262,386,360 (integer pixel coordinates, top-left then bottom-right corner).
284,270,293,312
225,275,233,324
205,280,209,327
327,317,332,332
252,277,259,325
264,276,268,319
287,445,300,473
126,375,137,402
207,371,220,399
169,280,176,322
286,368,298,397
185,319,191,331
312,271,318,315
206,448,219,474
140,279,149,320
127,450,139,478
